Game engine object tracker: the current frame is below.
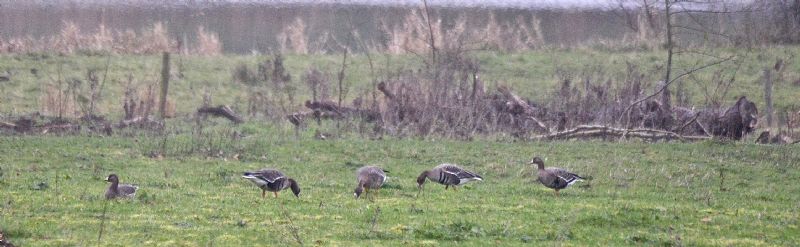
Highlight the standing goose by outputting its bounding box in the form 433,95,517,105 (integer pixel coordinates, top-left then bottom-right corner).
417,163,482,192
104,174,139,199
530,157,583,196
242,169,301,198
354,166,387,200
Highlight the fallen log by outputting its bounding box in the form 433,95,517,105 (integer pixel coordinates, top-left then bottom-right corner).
305,100,343,114
198,105,244,124
116,116,164,130
286,107,380,127
41,123,81,134
533,125,711,142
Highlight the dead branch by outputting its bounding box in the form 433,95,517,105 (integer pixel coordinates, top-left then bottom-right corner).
671,111,701,133
197,105,244,124
533,125,710,142
622,55,736,125
0,121,15,129
496,85,549,132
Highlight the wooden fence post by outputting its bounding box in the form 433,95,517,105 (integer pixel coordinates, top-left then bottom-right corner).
160,52,170,119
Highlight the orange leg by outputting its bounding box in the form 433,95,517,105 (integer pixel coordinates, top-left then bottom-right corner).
554,190,560,197
274,191,279,198
262,190,266,198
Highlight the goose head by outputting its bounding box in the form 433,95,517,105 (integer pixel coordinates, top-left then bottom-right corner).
529,157,545,169
105,174,119,183
354,185,364,199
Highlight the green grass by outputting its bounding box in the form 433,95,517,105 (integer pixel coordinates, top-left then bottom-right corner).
1,127,799,246
1,47,800,246
2,46,800,119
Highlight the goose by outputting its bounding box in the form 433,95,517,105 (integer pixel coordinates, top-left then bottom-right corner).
417,163,482,192
242,169,301,198
530,157,583,196
354,166,387,200
104,174,139,199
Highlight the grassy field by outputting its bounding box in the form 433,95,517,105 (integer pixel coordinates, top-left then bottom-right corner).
2,46,800,119
1,124,799,246
2,47,800,246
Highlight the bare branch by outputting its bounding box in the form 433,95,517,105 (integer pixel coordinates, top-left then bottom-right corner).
620,55,735,121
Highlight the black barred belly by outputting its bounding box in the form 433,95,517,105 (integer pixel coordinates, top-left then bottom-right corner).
265,180,283,191
437,171,459,185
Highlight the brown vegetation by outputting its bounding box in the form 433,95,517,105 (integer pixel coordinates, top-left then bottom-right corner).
0,22,221,55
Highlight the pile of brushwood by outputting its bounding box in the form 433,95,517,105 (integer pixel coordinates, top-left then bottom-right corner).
287,75,761,142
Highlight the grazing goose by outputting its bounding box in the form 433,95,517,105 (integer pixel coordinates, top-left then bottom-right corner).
104,174,139,199
354,166,387,200
417,163,482,192
530,157,583,196
242,169,301,198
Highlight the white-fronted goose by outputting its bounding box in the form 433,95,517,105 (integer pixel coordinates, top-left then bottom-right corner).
242,169,301,198
354,166,387,199
104,174,139,199
531,157,583,196
417,163,482,192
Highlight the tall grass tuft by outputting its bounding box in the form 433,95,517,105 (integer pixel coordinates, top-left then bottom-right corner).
277,18,308,54
193,26,222,56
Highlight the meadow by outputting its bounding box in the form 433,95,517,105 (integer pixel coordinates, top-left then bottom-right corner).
1,124,799,246
2,25,800,247
2,45,800,119
2,1,800,245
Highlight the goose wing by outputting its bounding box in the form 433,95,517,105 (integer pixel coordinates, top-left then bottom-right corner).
547,167,583,186
243,169,284,183
357,166,386,187
118,184,139,197
441,164,482,180
242,169,285,189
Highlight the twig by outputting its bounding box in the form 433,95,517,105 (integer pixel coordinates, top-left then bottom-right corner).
278,202,303,246
421,0,437,68
718,167,726,191
94,54,112,116
671,112,701,133
97,200,109,242
369,206,381,234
